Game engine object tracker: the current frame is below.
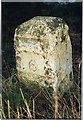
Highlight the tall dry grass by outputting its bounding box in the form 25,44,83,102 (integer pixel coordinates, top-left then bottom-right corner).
2,58,81,119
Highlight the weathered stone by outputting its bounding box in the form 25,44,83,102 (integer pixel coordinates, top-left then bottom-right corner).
14,16,73,97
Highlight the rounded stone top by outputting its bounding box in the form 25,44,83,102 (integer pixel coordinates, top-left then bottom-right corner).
14,16,69,40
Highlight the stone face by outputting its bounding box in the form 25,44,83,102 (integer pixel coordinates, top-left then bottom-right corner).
14,16,73,96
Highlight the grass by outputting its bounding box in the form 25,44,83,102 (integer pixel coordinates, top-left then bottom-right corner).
2,57,81,119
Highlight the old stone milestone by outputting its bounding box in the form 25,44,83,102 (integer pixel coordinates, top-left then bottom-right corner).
14,16,73,97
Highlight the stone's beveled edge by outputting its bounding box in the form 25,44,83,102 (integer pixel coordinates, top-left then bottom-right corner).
14,16,68,39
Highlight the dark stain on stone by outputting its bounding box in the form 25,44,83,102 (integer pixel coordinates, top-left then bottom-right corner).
56,36,58,39
16,56,21,61
48,68,52,71
43,56,46,59
24,50,27,53
44,66,46,70
45,61,48,64
45,80,49,85
41,45,44,50
45,70,49,75
61,34,66,43
56,42,58,45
